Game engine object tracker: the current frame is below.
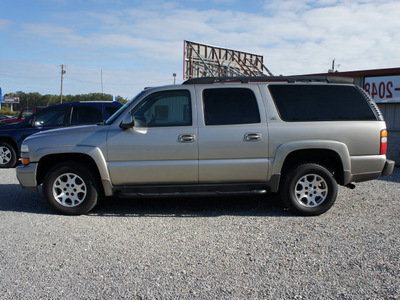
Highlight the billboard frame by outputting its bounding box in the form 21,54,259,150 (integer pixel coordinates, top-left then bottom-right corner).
183,41,272,80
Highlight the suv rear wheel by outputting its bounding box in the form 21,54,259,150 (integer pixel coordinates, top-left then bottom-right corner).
43,162,99,215
281,163,338,216
0,142,17,168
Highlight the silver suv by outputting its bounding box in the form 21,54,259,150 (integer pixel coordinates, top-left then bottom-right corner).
16,76,395,216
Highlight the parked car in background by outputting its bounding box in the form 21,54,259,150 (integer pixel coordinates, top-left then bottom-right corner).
0,107,44,125
0,101,122,168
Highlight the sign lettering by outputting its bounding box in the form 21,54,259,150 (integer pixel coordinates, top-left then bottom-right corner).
364,75,400,103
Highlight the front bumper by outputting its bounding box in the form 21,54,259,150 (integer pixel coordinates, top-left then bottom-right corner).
16,163,38,192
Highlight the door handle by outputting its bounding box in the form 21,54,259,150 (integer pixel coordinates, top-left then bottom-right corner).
178,134,195,143
245,133,261,142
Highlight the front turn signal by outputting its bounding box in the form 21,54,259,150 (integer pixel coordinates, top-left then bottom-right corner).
21,158,30,165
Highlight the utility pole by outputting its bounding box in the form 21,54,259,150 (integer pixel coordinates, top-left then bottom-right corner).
101,69,104,95
328,59,335,73
60,64,66,103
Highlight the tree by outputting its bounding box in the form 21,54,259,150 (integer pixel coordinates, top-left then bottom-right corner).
1,91,129,114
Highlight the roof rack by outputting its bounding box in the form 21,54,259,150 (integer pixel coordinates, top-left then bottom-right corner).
182,76,354,85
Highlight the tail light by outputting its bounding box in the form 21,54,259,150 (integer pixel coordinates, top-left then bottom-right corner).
380,129,387,155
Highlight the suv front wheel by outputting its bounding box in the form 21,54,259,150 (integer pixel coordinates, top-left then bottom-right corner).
43,162,99,215
281,163,338,216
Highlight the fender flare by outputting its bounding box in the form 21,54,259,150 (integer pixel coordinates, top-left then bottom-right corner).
269,140,352,191
35,145,113,196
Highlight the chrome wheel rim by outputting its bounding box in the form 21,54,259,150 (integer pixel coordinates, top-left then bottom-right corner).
0,146,11,165
52,173,87,207
294,174,328,207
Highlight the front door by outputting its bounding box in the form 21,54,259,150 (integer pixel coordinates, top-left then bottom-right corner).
107,88,198,186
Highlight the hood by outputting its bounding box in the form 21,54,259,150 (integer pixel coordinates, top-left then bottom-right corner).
23,124,109,152
0,119,16,124
25,124,99,141
0,121,23,130
22,124,111,163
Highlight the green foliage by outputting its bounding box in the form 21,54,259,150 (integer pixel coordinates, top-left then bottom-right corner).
114,95,128,103
1,91,130,111
0,109,18,116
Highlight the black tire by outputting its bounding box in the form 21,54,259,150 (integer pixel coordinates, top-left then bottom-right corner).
280,163,338,216
43,162,99,215
0,142,17,168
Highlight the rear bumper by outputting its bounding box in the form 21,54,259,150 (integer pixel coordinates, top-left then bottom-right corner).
16,163,38,192
381,159,395,177
346,156,395,184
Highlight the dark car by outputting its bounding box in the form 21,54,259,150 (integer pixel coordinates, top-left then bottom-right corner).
0,107,44,125
0,101,122,168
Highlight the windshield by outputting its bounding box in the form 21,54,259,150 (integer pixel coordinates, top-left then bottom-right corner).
21,110,34,118
105,90,147,125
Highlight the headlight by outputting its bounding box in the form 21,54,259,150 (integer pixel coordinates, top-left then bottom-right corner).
20,144,30,165
21,144,29,153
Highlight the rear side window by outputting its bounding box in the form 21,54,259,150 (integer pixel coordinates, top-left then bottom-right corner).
106,106,120,117
203,88,260,125
269,85,377,121
71,107,103,125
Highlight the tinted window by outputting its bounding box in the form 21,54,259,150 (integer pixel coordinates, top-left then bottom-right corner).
71,107,103,125
34,107,68,126
132,90,191,127
106,106,120,117
269,85,377,121
105,90,146,125
203,88,260,125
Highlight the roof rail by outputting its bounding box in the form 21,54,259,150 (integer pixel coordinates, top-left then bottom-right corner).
182,76,354,85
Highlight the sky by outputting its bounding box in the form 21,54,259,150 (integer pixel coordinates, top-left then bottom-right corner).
1,0,399,99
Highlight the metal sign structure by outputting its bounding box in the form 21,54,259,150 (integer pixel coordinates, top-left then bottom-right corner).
183,41,273,80
3,97,20,103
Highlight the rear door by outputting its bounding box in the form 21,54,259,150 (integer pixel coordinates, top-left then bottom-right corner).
196,85,269,183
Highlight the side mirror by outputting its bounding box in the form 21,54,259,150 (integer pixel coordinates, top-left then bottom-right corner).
28,118,34,127
29,118,41,127
120,114,135,129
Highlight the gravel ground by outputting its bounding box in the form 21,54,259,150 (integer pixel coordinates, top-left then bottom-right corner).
0,168,399,299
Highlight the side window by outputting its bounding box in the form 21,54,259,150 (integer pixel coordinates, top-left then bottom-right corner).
71,107,103,125
268,85,377,121
132,90,192,127
203,88,261,125
21,110,33,118
34,107,68,126
105,106,120,117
